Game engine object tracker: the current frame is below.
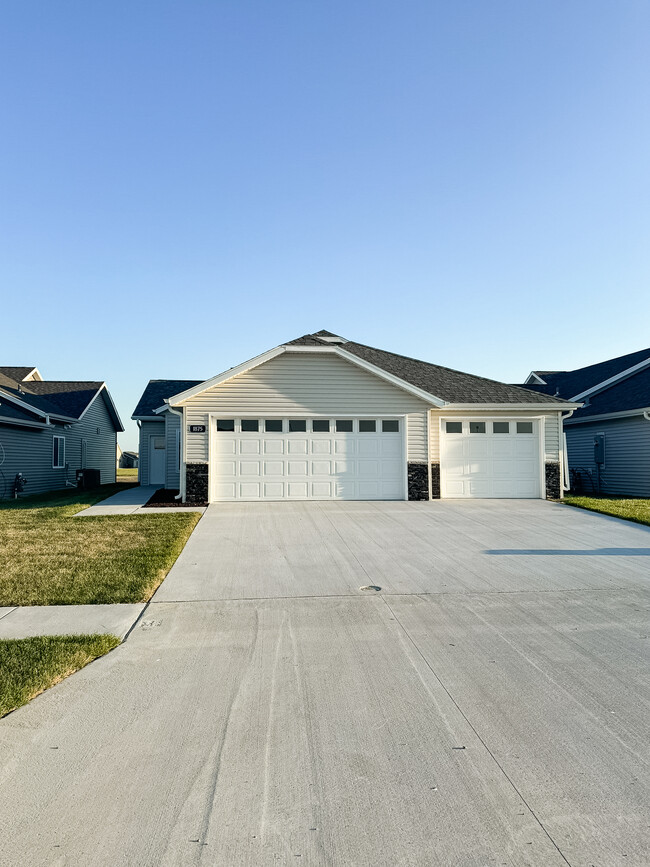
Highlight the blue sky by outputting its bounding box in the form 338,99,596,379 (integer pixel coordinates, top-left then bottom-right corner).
1,1,649,450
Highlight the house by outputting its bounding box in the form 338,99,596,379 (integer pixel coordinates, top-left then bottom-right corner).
523,348,650,497
133,332,577,504
119,450,139,469
0,366,124,499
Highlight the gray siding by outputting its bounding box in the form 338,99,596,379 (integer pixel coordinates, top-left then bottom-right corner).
165,412,181,489
179,352,430,462
565,415,650,497
0,392,118,499
138,420,165,486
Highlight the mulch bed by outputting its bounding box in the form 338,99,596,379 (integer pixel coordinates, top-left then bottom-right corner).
143,488,208,508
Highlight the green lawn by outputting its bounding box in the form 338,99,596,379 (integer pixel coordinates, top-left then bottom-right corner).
564,495,650,527
117,467,138,481
0,486,200,605
0,634,120,718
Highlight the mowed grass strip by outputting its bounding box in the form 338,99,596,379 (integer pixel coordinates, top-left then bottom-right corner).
564,495,650,527
0,634,120,718
0,487,200,605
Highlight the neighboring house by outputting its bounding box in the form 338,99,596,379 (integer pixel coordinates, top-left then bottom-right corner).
523,347,650,496
0,366,124,499
119,450,139,469
132,330,576,504
116,442,123,469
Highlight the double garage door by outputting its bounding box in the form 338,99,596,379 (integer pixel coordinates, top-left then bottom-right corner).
440,418,541,498
210,417,405,501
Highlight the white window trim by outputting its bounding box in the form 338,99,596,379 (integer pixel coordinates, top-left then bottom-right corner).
53,435,66,469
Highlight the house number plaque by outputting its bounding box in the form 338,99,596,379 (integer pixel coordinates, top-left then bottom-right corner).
188,425,206,433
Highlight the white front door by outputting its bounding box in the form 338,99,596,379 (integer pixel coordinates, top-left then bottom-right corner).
441,418,541,498
210,417,405,501
149,436,166,485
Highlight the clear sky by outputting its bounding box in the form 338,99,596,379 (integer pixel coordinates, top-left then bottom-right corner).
1,1,649,451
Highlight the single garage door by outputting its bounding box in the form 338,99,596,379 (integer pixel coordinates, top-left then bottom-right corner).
210,417,405,501
441,418,541,498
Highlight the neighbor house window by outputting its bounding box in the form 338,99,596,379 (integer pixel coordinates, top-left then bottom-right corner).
493,422,510,434
516,422,534,434
359,420,376,432
265,419,283,432
382,420,399,432
336,419,353,432
53,435,65,468
312,419,330,432
289,419,307,432
469,422,486,434
216,419,235,432
445,421,462,434
241,419,259,432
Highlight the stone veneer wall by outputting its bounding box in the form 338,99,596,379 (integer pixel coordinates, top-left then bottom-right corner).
407,462,429,501
430,463,440,499
185,462,209,504
545,462,561,500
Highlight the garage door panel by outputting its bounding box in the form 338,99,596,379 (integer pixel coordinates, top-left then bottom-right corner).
358,439,379,456
263,440,285,455
287,482,308,498
358,460,380,477
311,460,332,475
311,440,332,455
288,439,308,454
263,482,284,497
240,440,260,455
239,482,261,498
214,482,237,499
287,460,308,475
215,461,236,477
239,461,261,476
312,481,333,497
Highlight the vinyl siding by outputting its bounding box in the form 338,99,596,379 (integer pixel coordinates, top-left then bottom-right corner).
138,420,165,486
0,392,118,499
179,353,431,462
429,409,561,462
165,411,181,489
565,415,650,497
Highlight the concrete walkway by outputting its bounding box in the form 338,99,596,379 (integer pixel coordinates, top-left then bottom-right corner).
0,604,145,640
75,485,205,516
1,500,649,865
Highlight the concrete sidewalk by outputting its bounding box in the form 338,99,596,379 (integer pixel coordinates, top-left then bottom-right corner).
0,604,145,640
75,485,205,516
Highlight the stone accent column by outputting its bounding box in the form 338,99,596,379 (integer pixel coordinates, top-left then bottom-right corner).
545,462,561,500
430,463,441,499
185,463,209,504
407,462,429,500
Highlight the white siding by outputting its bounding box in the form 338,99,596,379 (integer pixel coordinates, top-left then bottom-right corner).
565,415,650,497
179,353,430,462
430,410,561,462
138,420,165,486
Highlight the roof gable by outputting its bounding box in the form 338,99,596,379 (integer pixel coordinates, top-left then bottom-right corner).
526,347,650,399
132,379,205,417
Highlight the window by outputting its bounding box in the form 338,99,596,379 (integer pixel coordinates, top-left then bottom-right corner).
382,419,399,433
265,419,283,432
336,419,353,432
216,419,235,432
312,419,330,432
52,435,65,468
493,422,510,434
359,420,376,432
445,421,462,434
516,421,534,434
241,419,259,432
469,422,486,434
289,419,306,432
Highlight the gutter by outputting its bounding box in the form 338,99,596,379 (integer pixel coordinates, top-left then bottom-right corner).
166,404,185,501
560,410,575,492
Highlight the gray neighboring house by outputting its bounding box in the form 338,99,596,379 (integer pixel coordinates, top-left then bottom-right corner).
133,331,577,504
523,347,650,496
119,450,139,469
0,366,123,499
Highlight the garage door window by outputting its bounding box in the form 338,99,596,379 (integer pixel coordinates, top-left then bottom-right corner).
217,419,235,432
359,420,376,432
517,422,534,434
469,422,486,434
312,419,330,432
289,419,307,432
241,419,259,432
265,420,283,432
336,419,353,432
493,422,510,434
382,420,399,432
445,421,462,433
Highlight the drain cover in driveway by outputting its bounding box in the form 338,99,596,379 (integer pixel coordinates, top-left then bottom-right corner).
359,585,381,592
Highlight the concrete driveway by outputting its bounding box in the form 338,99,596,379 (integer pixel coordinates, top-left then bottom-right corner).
0,500,649,866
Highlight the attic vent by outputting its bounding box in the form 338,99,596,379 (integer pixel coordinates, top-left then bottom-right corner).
318,335,347,344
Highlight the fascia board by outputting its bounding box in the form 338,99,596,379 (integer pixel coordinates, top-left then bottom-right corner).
440,402,582,411
564,407,650,425
570,356,650,402
525,372,547,385
131,415,164,421
0,388,49,419
0,415,50,429
166,347,286,405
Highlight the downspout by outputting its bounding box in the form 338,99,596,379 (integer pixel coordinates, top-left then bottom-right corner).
560,410,575,493
167,405,185,501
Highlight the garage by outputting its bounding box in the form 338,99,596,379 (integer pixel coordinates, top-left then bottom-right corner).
440,418,541,498
210,417,405,501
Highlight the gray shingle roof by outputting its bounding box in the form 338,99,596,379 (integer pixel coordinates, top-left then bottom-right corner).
0,366,37,382
527,347,650,399
288,332,570,405
133,380,204,417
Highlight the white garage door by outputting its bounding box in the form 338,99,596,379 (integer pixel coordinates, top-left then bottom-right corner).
441,419,541,498
210,417,405,501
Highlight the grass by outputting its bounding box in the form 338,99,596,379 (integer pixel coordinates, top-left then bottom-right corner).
0,634,120,718
117,467,138,481
0,486,200,605
564,495,650,527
